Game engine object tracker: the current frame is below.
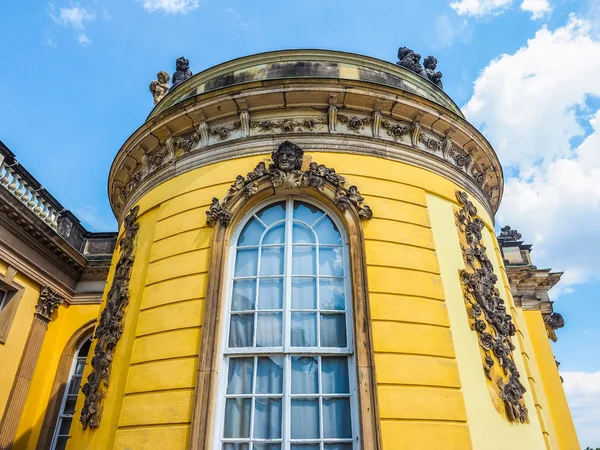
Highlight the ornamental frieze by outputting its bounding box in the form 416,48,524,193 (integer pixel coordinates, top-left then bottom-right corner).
206,141,372,228
80,206,140,429
455,191,528,423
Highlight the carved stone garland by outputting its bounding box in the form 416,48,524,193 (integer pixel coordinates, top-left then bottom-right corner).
455,191,528,423
80,206,140,429
206,141,372,227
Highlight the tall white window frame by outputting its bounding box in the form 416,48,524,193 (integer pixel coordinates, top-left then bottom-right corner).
50,335,92,450
213,196,361,450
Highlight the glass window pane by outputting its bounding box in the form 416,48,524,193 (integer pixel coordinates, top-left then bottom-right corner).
319,247,344,277
253,398,282,439
320,314,347,348
67,376,82,395
229,314,254,348
291,278,316,310
256,356,283,394
292,246,316,275
235,248,259,277
59,417,72,435
291,446,319,450
263,224,285,245
314,216,342,245
253,445,281,450
319,279,345,311
260,247,284,276
258,278,283,310
63,397,77,415
224,398,252,438
78,339,91,357
291,399,320,439
256,313,282,347
232,279,256,311
238,218,265,246
291,313,317,347
292,223,315,244
323,398,352,438
293,201,323,226
322,357,350,394
256,201,285,226
54,436,68,450
324,445,353,450
227,358,254,395
223,444,249,450
291,356,318,394
74,359,86,375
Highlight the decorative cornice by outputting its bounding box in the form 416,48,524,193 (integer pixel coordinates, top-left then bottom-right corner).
35,286,64,321
80,206,140,429
455,191,528,423
207,141,372,228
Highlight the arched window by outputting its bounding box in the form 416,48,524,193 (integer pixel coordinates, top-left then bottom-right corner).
214,197,360,450
50,336,92,450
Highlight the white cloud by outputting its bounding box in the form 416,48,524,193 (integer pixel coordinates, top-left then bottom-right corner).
44,37,57,49
562,371,600,447
49,4,95,29
520,0,551,19
77,33,92,46
450,0,513,17
139,0,199,14
433,13,472,48
463,15,600,292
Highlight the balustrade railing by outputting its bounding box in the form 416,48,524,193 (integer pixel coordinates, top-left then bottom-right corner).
0,159,60,230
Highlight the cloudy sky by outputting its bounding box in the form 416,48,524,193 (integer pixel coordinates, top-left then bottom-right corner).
1,0,599,445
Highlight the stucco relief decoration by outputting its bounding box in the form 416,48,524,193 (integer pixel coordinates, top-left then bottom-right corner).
35,286,64,321
455,191,529,423
250,117,328,134
206,141,373,227
80,206,140,429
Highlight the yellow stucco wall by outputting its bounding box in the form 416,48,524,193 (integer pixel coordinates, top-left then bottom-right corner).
63,151,569,449
0,262,40,417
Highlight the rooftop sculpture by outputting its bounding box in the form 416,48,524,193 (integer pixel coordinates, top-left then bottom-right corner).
171,56,193,90
396,47,444,90
149,71,170,105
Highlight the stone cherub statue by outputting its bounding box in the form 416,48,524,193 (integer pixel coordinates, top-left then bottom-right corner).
170,56,193,90
149,71,170,105
424,56,443,89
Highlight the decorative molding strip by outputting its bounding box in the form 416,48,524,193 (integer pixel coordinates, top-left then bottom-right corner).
455,191,528,423
80,206,140,429
250,117,328,134
206,141,373,227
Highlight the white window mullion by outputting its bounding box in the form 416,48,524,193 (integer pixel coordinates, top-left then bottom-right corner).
284,197,294,450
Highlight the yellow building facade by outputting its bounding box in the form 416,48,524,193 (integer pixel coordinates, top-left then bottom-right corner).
0,50,579,449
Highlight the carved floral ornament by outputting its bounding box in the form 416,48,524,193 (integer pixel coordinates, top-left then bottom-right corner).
206,141,372,227
80,206,140,429
455,191,529,423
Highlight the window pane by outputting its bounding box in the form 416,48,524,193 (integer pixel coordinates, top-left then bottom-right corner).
320,314,347,348
322,398,352,438
319,279,345,311
291,446,319,450
260,247,284,276
293,201,323,225
232,279,256,311
235,248,259,277
253,398,282,439
238,218,265,246
291,399,320,439
319,247,344,277
67,376,82,395
256,313,282,347
63,397,77,415
59,417,72,435
291,278,316,310
292,223,315,244
74,359,86,375
314,217,342,245
291,356,318,394
322,358,349,394
256,201,285,226
291,313,317,347
224,398,252,438
229,314,254,348
54,436,68,450
253,445,281,450
263,224,285,245
258,278,283,310
227,358,254,395
256,356,283,394
292,246,316,275
224,444,249,450
324,445,352,450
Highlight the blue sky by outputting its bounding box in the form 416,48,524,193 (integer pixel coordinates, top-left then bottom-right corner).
1,0,599,446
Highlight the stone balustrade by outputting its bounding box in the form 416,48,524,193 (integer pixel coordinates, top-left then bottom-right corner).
0,159,60,229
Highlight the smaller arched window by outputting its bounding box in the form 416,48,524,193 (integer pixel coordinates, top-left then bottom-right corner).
214,196,360,450
50,336,92,450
